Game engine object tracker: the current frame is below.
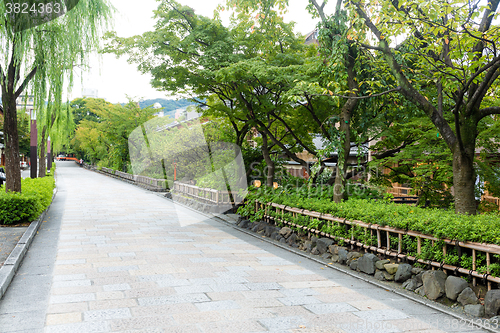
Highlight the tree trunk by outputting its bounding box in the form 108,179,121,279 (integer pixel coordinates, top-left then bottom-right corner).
2,91,22,192
453,143,477,215
333,107,351,202
333,47,358,203
261,133,275,187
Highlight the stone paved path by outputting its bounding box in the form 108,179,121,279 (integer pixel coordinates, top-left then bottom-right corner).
0,162,490,333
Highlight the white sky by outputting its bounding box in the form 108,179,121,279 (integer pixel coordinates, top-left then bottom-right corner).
69,0,329,104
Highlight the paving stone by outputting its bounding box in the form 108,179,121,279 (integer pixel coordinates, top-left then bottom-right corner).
280,288,319,297
278,296,321,306
155,279,191,287
49,293,96,304
51,279,93,288
208,283,249,292
97,265,138,272
303,302,359,314
195,300,241,311
138,293,211,306
174,285,213,294
352,309,409,321
83,307,132,321
102,283,131,291
198,320,265,333
45,312,82,326
109,316,175,331
53,274,87,281
45,321,110,333
258,316,308,330
245,282,282,290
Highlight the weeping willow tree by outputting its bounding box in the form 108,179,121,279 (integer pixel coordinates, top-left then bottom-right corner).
38,94,76,178
0,0,112,192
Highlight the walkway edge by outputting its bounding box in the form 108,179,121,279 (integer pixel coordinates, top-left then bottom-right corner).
0,185,58,299
212,213,500,333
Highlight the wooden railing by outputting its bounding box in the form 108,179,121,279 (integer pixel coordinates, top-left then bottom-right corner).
115,170,134,181
173,182,240,205
482,195,500,210
387,186,414,197
86,162,237,204
257,200,500,289
388,186,500,210
89,165,167,191
135,175,168,189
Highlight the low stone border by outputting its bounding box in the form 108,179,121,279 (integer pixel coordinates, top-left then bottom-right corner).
0,187,57,299
231,218,500,332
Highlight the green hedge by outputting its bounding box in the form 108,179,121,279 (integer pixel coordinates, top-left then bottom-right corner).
0,176,55,225
239,186,500,245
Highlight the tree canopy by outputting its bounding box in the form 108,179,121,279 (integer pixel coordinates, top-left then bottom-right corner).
342,0,500,214
0,0,111,192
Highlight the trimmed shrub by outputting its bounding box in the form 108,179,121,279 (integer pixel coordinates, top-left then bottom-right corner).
240,186,500,245
0,176,55,225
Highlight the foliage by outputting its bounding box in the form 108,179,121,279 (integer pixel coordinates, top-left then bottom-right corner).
0,176,55,225
0,0,112,192
71,98,156,171
240,186,500,245
105,0,335,188
369,115,454,208
128,115,246,194
70,97,103,125
17,111,30,157
345,0,500,214
240,185,500,275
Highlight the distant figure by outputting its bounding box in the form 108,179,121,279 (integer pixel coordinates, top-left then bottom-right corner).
79,159,83,166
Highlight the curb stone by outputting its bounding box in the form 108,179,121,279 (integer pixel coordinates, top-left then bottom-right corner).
0,185,58,300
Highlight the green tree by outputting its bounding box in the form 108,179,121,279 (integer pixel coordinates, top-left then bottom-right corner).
347,0,500,214
0,0,111,192
16,111,30,158
72,98,156,171
105,0,324,187
70,97,102,125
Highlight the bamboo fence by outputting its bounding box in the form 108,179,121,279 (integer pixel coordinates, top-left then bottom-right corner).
256,200,500,290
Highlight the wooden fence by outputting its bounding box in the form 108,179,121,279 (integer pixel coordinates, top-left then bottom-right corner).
173,182,240,205
387,186,500,211
482,195,500,210
91,164,238,204
257,200,500,290
387,186,413,197
95,166,167,191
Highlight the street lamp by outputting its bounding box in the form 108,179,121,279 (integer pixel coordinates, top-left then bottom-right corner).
47,136,51,173
30,110,37,179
